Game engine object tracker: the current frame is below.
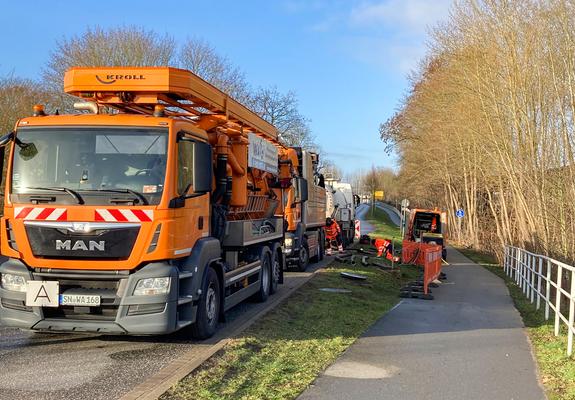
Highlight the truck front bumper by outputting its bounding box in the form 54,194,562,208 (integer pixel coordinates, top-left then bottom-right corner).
0,259,195,335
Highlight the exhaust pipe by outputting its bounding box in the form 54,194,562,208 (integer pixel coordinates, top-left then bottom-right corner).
73,102,99,114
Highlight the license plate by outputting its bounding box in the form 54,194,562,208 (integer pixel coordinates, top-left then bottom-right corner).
59,294,101,307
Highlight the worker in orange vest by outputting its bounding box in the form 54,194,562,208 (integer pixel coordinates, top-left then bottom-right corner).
325,217,344,255
371,237,399,262
431,216,438,232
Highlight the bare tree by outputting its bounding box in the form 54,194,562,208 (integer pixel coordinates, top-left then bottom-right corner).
321,160,343,180
43,26,177,111
382,0,575,262
178,38,251,103
250,86,315,148
362,166,382,216
0,76,51,133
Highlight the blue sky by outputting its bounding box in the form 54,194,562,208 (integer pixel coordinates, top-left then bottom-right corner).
0,0,451,175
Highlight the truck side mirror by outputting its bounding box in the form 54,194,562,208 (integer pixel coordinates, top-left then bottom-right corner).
0,132,15,190
295,177,308,203
193,141,212,193
0,131,14,147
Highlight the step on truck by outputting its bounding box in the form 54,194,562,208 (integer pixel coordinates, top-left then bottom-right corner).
0,66,324,338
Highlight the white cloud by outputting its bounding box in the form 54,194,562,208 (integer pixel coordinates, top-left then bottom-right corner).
341,36,427,73
341,0,452,73
350,0,451,33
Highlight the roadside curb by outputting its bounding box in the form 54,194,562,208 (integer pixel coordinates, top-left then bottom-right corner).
119,259,331,400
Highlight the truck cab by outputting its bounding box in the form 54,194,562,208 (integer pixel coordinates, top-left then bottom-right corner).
0,66,296,337
281,149,326,271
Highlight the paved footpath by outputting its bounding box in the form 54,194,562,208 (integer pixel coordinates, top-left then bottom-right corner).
355,204,375,235
299,248,546,400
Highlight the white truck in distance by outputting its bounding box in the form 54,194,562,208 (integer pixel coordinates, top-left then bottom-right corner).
325,179,357,246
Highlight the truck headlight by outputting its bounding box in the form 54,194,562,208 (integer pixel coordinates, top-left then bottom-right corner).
1,273,27,292
133,277,171,296
285,238,294,248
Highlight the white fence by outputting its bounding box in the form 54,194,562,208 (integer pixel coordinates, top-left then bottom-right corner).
504,246,575,356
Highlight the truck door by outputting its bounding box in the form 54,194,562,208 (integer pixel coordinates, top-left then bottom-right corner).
172,134,211,254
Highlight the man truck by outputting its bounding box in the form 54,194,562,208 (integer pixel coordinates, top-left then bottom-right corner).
0,66,325,338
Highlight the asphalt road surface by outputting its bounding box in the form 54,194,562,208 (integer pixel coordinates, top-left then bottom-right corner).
354,204,374,235
0,260,328,400
299,248,546,400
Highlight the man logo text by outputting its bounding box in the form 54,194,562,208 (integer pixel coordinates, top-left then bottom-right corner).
56,240,105,251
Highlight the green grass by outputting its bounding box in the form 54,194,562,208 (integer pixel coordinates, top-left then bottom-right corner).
162,210,418,400
365,206,403,249
458,248,575,400
162,263,419,400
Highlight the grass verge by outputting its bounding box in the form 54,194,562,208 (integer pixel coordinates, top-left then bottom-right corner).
163,210,417,400
162,263,419,400
458,247,575,400
365,206,402,248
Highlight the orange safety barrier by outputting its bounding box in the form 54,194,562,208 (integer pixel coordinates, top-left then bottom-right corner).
422,245,442,294
401,240,442,295
401,240,435,265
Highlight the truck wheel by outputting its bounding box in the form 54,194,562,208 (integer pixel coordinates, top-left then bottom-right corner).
270,250,280,295
191,267,220,340
254,252,271,302
297,240,310,272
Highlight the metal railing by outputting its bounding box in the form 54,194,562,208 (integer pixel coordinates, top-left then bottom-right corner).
504,246,575,356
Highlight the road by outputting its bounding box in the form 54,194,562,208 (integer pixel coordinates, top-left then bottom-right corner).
0,204,392,399
354,204,374,235
0,260,328,400
299,248,546,400
355,202,401,232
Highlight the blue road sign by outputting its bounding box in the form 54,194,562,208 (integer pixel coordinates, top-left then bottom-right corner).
456,209,465,218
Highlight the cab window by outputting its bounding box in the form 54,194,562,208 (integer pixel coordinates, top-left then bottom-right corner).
178,140,194,195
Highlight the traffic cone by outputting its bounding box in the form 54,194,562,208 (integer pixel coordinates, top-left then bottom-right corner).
326,248,333,256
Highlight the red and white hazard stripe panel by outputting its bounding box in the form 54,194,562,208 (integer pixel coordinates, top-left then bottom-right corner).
95,209,153,222
14,207,67,221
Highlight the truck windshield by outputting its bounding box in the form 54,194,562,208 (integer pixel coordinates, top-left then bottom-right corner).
11,127,168,205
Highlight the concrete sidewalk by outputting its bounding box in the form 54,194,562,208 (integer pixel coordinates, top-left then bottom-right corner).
299,248,546,400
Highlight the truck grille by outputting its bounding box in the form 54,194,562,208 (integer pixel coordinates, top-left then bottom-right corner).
25,224,139,260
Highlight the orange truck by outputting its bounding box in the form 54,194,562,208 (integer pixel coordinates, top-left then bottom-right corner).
404,208,448,260
0,67,325,337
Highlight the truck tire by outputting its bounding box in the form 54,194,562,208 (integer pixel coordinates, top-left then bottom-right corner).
191,267,221,339
270,249,280,295
297,239,310,272
254,252,271,302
